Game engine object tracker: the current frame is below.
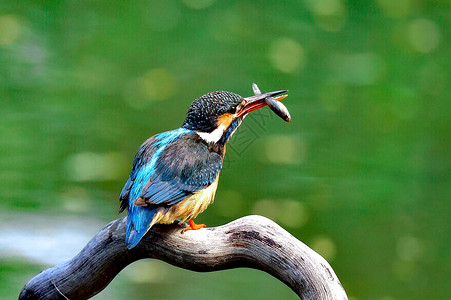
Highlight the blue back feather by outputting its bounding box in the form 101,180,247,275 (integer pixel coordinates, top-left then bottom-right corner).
124,128,191,249
121,127,223,249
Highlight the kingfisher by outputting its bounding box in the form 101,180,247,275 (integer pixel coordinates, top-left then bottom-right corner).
119,86,288,249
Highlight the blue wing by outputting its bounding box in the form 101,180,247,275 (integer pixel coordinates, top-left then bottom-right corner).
142,135,223,205
119,128,223,248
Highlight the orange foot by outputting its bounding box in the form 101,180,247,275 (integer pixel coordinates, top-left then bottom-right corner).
183,219,206,232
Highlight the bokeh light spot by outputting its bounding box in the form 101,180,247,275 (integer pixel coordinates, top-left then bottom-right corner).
124,68,176,109
407,18,440,53
183,0,215,10
264,135,306,165
306,0,346,32
0,14,21,46
311,0,343,16
252,199,279,221
253,199,308,228
61,188,90,214
124,260,169,283
65,152,128,182
279,200,308,227
268,38,305,73
140,68,176,101
310,235,337,261
396,236,423,262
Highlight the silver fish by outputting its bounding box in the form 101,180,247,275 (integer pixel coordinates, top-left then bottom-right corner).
252,82,291,122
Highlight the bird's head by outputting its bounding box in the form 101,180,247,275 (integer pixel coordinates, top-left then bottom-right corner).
182,89,287,145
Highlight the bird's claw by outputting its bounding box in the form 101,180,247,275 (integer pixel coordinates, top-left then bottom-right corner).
181,219,206,233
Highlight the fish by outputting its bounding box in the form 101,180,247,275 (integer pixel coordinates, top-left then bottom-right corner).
252,83,291,122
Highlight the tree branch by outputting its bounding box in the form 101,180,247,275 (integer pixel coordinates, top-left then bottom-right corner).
19,215,348,300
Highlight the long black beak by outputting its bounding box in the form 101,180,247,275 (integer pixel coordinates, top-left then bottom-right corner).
237,90,288,117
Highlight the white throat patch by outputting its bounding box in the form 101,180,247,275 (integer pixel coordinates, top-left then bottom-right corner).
197,125,225,143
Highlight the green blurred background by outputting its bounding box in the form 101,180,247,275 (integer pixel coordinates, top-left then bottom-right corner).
1,0,450,299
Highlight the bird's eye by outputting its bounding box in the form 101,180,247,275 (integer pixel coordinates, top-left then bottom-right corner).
229,106,237,114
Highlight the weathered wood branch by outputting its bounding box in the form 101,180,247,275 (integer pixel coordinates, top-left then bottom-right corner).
19,215,347,300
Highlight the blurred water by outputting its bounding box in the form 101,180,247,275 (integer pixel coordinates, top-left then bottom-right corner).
0,213,101,265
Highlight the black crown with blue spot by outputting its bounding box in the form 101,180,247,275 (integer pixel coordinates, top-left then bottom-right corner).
182,91,243,132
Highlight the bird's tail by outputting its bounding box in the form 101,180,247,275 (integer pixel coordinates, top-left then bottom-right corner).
126,206,159,249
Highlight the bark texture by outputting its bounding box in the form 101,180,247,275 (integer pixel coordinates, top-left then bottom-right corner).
19,215,348,300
